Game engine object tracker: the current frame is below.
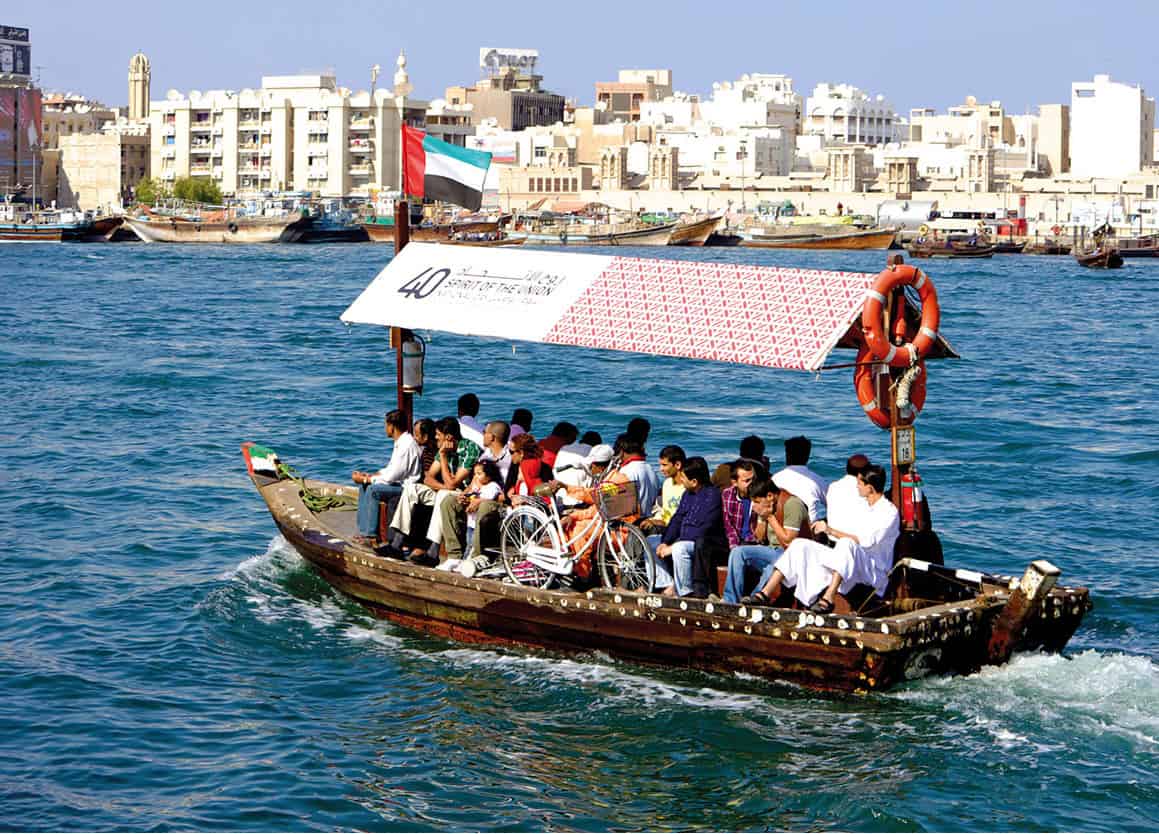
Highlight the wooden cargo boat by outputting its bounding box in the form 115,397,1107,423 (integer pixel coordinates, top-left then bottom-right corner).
704,229,743,246
668,214,723,246
243,233,1093,694
1113,235,1159,258
361,218,396,243
742,227,897,251
123,213,311,243
906,240,996,259
509,220,676,246
1023,239,1071,256
439,235,525,247
1074,245,1123,269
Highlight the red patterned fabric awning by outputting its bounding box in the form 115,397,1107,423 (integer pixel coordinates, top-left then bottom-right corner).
342,243,907,372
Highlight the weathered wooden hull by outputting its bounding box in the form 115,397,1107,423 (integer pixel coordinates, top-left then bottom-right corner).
511,222,677,246
437,236,525,247
907,244,996,259
704,231,743,247
1075,248,1124,268
668,215,723,246
0,225,65,242
245,455,1091,694
743,228,898,250
123,215,310,243
361,222,396,243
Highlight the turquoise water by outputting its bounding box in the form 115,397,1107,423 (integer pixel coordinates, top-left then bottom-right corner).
1,242,1157,831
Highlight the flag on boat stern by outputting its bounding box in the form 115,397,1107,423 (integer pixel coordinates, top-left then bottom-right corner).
402,125,492,212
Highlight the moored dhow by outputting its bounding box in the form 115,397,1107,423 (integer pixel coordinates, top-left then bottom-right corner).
667,213,724,246
123,213,312,243
243,240,1092,694
741,227,897,250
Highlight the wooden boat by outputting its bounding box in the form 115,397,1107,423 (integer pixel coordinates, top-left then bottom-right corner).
1074,245,1123,269
242,239,1093,695
993,240,1027,254
1114,234,1159,257
0,205,93,242
439,235,525,247
361,218,396,243
243,449,1090,694
741,227,897,250
906,240,996,259
86,215,124,241
704,229,743,247
510,221,677,246
123,214,312,243
1023,240,1071,256
667,214,723,246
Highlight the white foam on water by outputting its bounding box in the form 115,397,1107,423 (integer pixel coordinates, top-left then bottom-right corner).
426,645,774,713
895,650,1159,751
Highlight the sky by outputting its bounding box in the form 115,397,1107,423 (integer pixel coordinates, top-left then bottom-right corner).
9,0,1159,117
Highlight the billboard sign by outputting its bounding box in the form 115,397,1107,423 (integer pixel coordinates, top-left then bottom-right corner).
0,88,15,176
479,47,538,75
0,25,31,80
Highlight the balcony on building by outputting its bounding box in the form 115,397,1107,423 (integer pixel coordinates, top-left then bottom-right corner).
349,137,373,151
190,164,212,175
349,163,372,174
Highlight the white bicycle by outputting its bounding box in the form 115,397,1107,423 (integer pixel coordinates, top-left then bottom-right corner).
498,472,655,592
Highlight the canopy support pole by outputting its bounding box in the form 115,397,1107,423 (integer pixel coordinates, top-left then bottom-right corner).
394,199,413,424
885,253,904,510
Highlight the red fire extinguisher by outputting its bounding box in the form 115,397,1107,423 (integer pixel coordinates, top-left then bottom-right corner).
900,470,924,531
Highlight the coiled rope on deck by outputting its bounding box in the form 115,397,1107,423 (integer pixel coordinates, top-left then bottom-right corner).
276,462,358,513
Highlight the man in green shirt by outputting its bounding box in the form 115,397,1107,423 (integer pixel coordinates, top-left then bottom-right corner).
723,480,810,604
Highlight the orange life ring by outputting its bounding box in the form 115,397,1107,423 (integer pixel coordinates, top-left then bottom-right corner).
854,346,927,428
861,264,939,367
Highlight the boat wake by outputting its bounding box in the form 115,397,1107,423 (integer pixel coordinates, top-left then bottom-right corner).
894,649,1159,752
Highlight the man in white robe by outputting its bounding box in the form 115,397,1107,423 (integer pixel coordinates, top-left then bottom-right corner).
825,453,871,534
757,464,899,612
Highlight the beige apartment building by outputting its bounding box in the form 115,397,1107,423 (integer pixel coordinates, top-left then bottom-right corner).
595,69,673,122
150,67,425,198
56,121,150,210
445,67,564,131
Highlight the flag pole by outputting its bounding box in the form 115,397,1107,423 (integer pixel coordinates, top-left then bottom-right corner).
394,121,413,421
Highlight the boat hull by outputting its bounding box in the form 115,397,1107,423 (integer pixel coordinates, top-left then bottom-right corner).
1075,248,1124,268
245,453,1091,695
742,228,898,250
511,222,676,246
361,221,396,242
668,215,723,246
0,225,65,242
123,215,311,243
907,244,996,259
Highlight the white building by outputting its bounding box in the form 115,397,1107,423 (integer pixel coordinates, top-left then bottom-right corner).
1070,74,1155,178
654,124,792,180
641,73,800,136
805,83,899,145
149,61,425,198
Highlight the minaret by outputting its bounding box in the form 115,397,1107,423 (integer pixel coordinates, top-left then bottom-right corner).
128,52,150,121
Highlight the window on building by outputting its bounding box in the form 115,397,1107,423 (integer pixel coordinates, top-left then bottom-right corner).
1075,89,1095,98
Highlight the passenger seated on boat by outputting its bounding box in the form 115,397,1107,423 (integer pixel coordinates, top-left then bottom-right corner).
725,479,810,604
386,417,480,565
723,459,762,550
639,445,686,535
653,457,726,598
462,459,504,551
539,421,579,468
351,409,423,547
772,435,828,532
457,392,486,447
739,434,770,475
746,465,899,614
824,453,871,536
625,416,651,445
438,421,512,563
414,418,437,475
552,431,602,507
509,408,533,440
466,433,555,564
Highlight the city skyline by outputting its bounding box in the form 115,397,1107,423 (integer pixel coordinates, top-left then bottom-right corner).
10,0,1159,118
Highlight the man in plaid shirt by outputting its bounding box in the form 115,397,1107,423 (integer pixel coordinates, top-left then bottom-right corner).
722,459,761,549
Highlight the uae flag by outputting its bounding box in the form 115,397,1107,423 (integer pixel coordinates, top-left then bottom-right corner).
402,125,492,211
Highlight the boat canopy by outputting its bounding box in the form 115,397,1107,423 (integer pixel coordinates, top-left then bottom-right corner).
341,243,953,372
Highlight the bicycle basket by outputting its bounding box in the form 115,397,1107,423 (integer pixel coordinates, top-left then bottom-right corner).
595,481,638,521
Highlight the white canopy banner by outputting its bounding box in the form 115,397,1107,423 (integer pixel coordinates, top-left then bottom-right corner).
341,242,877,371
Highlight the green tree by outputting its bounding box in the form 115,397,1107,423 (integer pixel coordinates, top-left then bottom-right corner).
173,176,222,206
134,177,168,205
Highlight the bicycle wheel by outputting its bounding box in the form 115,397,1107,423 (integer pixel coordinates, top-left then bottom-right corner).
596,521,655,592
499,505,562,589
